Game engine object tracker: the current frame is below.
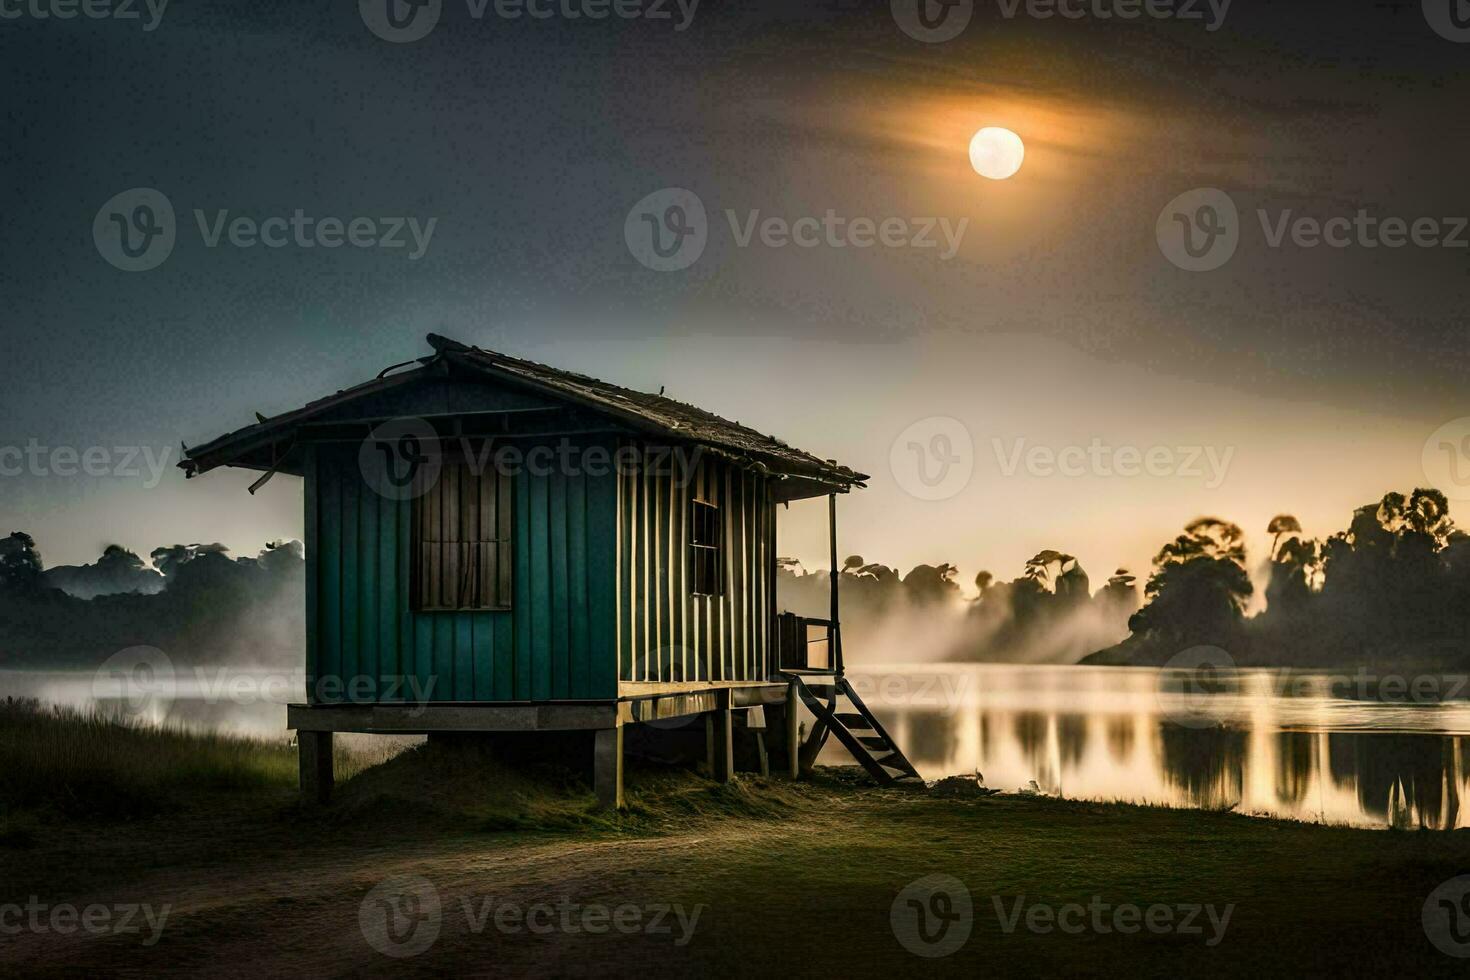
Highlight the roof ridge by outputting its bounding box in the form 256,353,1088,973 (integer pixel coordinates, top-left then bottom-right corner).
434,335,833,461
435,334,622,390
179,334,868,490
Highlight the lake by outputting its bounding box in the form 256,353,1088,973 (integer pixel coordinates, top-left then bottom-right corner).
6,662,1470,828
829,664,1470,828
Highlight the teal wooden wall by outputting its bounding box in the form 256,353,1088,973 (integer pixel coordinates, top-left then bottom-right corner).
305,439,619,703
617,448,773,684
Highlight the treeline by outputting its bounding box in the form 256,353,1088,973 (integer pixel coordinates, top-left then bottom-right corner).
1087,488,1470,669
0,532,304,668
8,485,1465,673
777,552,1139,663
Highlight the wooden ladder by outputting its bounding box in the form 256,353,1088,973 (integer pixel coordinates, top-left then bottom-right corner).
785,672,922,786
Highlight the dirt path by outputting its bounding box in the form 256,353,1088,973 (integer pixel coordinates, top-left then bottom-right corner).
2,793,863,978
5,786,1470,978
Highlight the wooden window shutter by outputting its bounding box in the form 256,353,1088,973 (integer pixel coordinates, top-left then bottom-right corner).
690,499,723,596
412,464,513,611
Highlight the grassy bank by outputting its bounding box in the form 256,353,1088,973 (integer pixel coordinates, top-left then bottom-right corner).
3,705,1469,977
0,699,390,832
0,699,295,818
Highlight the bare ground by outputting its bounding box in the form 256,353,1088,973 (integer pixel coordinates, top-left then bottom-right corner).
4,771,1470,978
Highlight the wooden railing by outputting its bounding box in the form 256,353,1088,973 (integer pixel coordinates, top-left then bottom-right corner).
776,612,842,673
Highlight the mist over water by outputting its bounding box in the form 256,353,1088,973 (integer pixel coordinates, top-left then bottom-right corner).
777,560,1135,665
0,668,299,737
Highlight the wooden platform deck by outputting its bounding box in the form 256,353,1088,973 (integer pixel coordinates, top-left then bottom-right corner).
286,680,795,811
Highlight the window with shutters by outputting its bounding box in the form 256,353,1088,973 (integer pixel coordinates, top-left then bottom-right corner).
411,464,513,611
690,499,722,596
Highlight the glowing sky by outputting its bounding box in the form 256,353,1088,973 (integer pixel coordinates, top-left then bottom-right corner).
4,2,1468,593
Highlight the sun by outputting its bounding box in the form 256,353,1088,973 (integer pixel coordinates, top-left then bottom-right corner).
969,127,1025,180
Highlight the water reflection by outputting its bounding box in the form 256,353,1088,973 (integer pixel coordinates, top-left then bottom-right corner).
1329,733,1465,829
7,663,1470,828
1106,716,1134,763
1274,731,1315,807
1158,724,1246,811
1057,714,1087,768
904,709,955,767
831,664,1470,828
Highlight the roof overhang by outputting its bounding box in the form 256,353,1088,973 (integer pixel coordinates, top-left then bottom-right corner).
180,335,869,501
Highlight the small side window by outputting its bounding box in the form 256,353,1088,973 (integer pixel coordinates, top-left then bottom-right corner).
690,499,722,596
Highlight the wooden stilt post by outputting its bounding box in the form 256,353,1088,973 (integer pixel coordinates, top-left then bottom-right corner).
829,492,843,676
710,690,734,784
594,726,624,810
786,679,801,779
298,730,333,805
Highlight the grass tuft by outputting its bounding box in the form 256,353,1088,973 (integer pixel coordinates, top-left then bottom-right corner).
0,697,298,821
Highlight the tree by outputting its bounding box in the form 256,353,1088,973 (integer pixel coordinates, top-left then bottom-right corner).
1055,562,1091,604
1156,518,1246,565
1129,520,1252,644
974,570,993,597
0,532,43,593
1403,488,1452,541
40,543,165,599
902,563,960,605
1097,568,1141,619
1267,514,1302,560
1023,550,1076,587
1129,555,1252,643
1265,536,1317,615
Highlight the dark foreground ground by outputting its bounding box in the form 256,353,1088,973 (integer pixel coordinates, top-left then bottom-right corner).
2,705,1469,978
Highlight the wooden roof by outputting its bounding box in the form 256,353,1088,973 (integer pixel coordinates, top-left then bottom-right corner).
180,334,867,499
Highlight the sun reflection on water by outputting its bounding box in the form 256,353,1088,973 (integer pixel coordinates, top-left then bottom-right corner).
831,664,1470,829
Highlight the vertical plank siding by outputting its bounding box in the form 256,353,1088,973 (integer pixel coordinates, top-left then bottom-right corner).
304,440,618,703
585,464,619,699
303,452,319,702
615,447,772,684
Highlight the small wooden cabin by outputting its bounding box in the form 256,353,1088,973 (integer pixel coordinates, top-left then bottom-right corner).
182,334,917,806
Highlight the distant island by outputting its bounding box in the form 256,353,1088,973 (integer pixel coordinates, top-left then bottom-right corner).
1084,489,1470,673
